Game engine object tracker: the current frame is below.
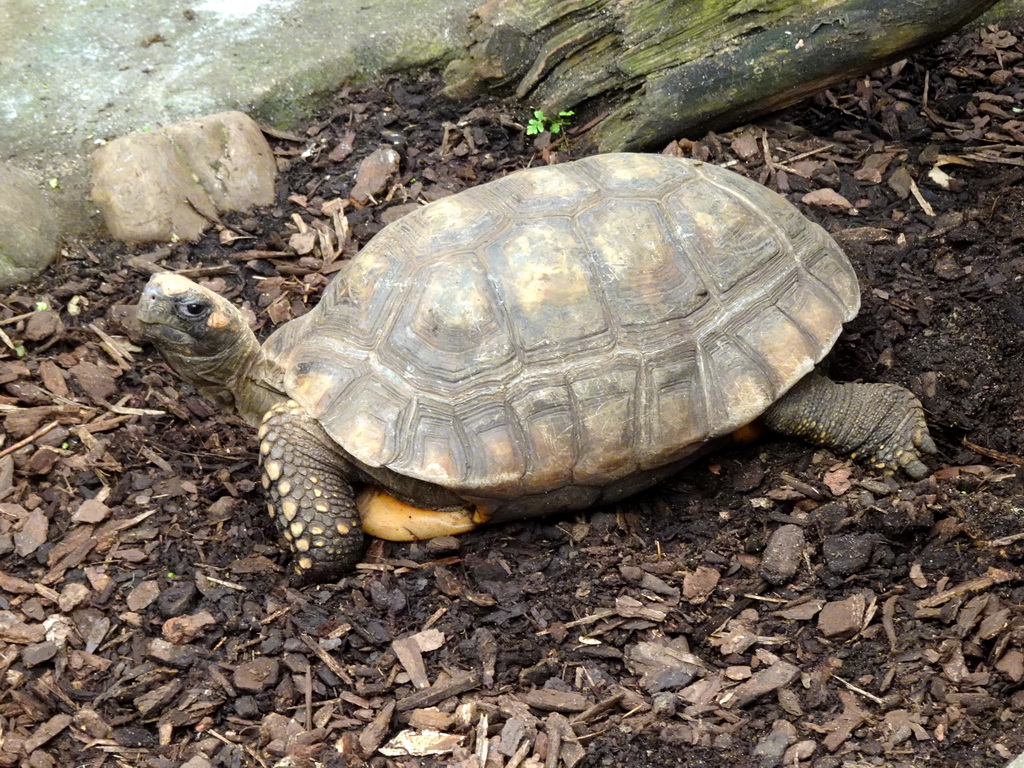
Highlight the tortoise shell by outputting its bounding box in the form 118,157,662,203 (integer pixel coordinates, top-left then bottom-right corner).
264,153,859,507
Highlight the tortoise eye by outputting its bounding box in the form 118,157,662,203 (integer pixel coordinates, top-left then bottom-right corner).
176,300,210,320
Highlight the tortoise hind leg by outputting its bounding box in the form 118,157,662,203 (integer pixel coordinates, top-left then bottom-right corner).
259,400,365,583
763,370,936,479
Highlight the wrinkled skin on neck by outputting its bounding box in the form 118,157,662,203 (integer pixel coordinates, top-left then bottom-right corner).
136,273,286,425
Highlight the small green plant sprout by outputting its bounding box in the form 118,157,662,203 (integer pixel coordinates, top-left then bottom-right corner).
34,300,48,311
526,109,575,136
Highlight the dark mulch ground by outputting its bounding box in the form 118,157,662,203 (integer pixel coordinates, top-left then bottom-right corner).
3,25,1024,768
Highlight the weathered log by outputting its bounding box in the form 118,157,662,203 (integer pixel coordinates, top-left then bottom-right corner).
443,0,1001,152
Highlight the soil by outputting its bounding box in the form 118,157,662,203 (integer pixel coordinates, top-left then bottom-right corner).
2,25,1024,768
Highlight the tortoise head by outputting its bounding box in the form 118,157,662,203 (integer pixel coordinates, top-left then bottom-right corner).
137,273,282,423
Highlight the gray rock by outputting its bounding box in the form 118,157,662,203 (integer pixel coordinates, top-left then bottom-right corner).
0,163,59,287
823,533,876,576
21,641,58,667
760,524,805,585
752,718,797,768
91,111,275,243
651,691,678,718
145,638,196,669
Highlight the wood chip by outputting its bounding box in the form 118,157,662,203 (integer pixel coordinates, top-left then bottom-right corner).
359,700,395,757
393,635,431,689
23,713,72,752
545,712,585,768
396,669,482,712
615,595,668,621
0,613,46,644
521,689,593,713
13,507,48,556
301,633,355,685
916,567,1017,609
720,660,800,708
821,691,869,752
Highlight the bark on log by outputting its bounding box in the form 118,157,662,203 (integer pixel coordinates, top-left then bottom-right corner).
443,0,1001,152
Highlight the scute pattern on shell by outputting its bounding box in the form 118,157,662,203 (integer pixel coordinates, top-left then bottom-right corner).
264,154,859,501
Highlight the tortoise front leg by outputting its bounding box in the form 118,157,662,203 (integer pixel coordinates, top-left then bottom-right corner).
763,371,937,479
258,400,365,583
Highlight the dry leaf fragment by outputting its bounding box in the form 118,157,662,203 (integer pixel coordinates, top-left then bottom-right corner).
379,729,463,757
289,229,318,255
683,565,720,603
801,187,854,210
823,465,853,496
162,610,217,644
853,152,897,183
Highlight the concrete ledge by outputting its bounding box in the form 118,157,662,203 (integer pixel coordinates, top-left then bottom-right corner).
0,0,479,237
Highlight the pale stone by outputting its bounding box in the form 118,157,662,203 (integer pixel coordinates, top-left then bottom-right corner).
91,111,276,243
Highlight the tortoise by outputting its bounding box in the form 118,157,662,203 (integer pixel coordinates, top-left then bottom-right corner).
136,153,935,583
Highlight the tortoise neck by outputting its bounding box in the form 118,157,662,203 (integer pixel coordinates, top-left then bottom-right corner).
165,328,286,426
230,344,288,426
